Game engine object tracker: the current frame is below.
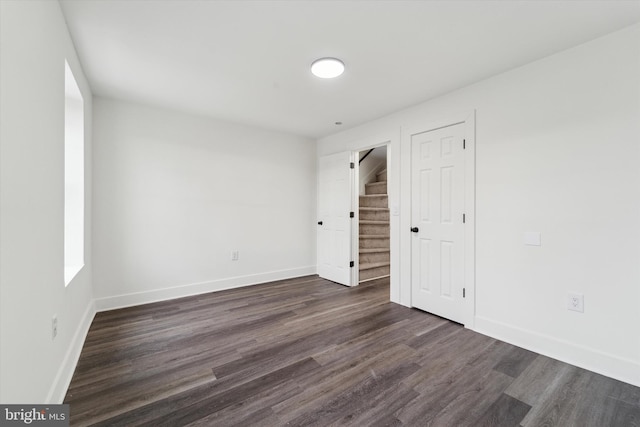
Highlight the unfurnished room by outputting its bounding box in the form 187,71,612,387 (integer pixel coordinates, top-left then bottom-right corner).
1,0,639,426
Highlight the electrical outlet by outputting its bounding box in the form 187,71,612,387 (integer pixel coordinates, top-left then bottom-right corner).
52,315,58,339
567,293,584,313
231,250,239,261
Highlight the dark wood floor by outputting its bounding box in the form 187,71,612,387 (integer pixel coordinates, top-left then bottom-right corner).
65,275,640,426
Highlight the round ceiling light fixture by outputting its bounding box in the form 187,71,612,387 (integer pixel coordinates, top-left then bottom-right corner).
311,57,345,79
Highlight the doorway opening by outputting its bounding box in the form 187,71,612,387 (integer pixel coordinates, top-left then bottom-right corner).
356,145,389,284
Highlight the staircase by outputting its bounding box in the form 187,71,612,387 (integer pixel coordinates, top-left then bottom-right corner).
359,169,390,283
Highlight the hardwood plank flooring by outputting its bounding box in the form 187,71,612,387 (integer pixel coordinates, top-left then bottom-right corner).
65,275,640,426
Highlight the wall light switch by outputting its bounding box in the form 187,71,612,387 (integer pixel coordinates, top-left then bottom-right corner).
391,204,400,216
524,232,541,246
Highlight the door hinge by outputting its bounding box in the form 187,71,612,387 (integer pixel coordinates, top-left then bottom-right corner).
350,211,354,218
350,261,355,268
463,213,466,223
463,288,466,298
463,139,466,150
350,162,355,169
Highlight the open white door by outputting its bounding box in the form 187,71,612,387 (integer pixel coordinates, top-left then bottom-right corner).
410,122,467,324
317,151,354,286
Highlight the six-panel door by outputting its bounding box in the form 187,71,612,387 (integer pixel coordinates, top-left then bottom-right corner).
410,123,466,323
317,151,353,286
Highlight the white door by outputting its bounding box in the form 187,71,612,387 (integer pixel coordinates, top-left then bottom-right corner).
317,151,353,286
410,123,466,323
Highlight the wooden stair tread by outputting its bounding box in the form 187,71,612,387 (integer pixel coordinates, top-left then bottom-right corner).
360,207,388,211
359,220,388,225
359,234,389,239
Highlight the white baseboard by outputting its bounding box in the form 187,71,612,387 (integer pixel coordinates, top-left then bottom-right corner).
46,300,96,403
94,266,318,312
473,315,640,387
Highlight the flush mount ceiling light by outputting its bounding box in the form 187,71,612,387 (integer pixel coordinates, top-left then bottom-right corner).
311,57,345,79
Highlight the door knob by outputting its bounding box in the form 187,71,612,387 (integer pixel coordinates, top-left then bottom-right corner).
318,221,323,225
411,227,419,233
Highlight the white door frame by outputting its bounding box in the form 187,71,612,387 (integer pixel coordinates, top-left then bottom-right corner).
402,110,476,327
317,131,399,295
352,156,360,286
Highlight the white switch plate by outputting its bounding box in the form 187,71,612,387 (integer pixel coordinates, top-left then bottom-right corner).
524,232,541,246
567,293,584,313
231,250,239,261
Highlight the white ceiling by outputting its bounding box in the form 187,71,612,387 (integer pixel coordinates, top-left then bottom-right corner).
60,0,640,138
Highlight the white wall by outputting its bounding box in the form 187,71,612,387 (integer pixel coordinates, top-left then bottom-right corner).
358,147,387,195
93,98,316,308
0,0,94,403
318,24,640,386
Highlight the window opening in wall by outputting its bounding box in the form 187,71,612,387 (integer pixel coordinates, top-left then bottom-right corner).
64,60,84,286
